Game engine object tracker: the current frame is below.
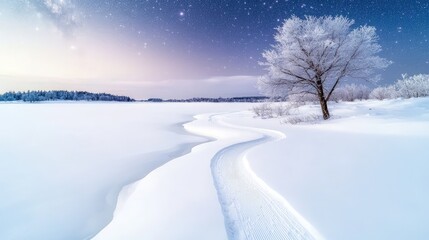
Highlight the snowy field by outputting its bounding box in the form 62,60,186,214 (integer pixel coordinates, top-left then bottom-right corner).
1,98,428,240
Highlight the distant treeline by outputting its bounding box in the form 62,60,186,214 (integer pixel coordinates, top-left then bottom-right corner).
145,96,269,103
0,90,135,102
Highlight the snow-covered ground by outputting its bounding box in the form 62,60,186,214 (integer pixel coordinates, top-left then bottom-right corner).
225,98,429,240
0,103,252,239
1,98,428,240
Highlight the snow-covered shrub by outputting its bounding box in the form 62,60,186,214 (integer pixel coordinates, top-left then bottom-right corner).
252,102,300,119
369,86,397,100
395,74,429,98
281,114,321,125
275,102,302,116
273,104,289,117
252,103,273,119
331,84,371,102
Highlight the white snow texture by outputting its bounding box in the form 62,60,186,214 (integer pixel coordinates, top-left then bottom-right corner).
1,98,429,240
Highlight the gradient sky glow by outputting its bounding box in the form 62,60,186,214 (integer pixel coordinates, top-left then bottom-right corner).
0,0,428,99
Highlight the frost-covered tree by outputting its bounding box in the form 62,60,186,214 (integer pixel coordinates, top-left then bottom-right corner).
260,15,390,119
369,86,396,100
395,74,429,98
331,84,371,102
369,74,429,100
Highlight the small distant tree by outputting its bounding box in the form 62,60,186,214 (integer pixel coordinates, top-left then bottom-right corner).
260,15,390,119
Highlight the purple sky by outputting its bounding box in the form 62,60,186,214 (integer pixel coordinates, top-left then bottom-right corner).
0,0,427,99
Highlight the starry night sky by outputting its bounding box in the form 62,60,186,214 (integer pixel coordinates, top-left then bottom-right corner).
0,0,428,98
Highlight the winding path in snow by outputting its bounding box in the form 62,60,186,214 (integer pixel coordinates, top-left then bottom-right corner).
93,111,323,240
189,113,323,240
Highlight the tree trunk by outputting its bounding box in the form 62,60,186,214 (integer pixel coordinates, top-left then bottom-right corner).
319,97,330,120
316,76,330,120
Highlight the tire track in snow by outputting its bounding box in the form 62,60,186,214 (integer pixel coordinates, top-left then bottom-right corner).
205,113,324,240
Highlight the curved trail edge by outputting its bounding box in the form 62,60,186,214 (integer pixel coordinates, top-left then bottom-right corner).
187,112,324,240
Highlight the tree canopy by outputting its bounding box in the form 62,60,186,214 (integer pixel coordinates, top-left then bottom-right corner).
260,15,390,119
